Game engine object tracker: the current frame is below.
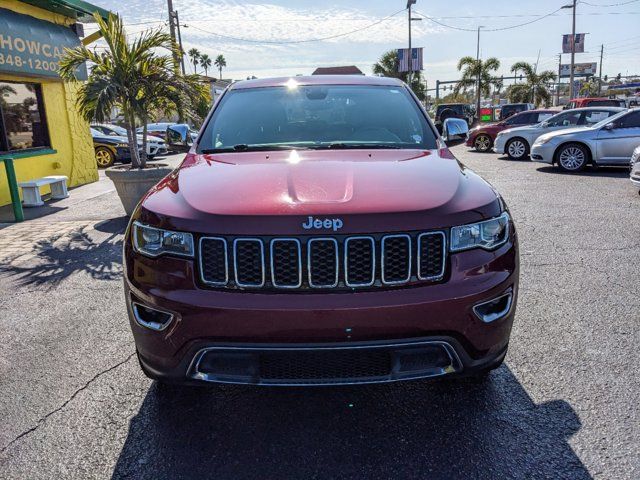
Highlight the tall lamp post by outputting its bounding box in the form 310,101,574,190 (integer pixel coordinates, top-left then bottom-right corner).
562,0,577,99
407,0,419,85
475,26,484,124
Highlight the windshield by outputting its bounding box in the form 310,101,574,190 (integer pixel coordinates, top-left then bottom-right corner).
90,128,102,136
198,84,437,153
108,125,128,136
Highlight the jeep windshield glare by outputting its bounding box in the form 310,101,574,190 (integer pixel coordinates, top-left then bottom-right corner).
198,84,437,153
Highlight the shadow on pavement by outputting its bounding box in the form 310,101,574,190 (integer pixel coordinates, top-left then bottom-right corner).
112,366,590,479
0,216,127,288
535,165,629,177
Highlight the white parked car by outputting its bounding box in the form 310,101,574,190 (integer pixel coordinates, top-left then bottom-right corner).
493,107,625,160
630,144,640,191
91,123,168,158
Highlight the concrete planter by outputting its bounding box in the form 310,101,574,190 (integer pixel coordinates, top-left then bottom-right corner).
105,164,173,216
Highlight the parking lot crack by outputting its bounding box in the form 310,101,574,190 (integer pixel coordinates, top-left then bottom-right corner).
0,352,135,454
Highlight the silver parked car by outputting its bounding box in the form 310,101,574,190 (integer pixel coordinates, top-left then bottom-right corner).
630,145,640,191
530,109,640,172
494,107,625,160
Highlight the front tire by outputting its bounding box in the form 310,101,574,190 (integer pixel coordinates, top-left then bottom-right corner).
556,143,589,172
95,146,115,168
505,138,529,160
474,134,493,152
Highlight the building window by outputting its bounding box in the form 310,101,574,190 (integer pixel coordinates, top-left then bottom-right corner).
0,81,50,153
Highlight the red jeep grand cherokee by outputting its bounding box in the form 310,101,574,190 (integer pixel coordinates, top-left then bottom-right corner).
124,76,519,386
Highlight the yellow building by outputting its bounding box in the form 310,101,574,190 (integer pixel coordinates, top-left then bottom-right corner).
0,0,108,207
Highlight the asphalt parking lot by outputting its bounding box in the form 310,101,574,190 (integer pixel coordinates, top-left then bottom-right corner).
1,147,638,479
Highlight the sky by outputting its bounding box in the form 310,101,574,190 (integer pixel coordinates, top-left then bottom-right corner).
91,0,640,88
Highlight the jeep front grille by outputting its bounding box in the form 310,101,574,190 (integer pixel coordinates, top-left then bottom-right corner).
199,231,446,292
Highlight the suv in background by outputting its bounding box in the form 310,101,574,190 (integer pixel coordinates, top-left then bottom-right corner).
564,97,626,110
499,103,535,120
124,76,519,387
467,109,555,152
434,103,475,132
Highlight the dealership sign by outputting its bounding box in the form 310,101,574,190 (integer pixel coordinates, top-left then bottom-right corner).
0,7,87,80
560,62,598,78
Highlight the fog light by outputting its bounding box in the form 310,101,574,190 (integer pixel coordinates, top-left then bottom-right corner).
131,302,174,331
473,290,513,323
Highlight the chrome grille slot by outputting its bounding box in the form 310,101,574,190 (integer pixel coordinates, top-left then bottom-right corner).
381,234,411,285
344,236,375,287
308,238,339,288
270,239,302,288
418,232,446,280
233,239,265,287
200,237,228,286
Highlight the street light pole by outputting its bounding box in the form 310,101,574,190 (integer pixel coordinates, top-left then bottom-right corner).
564,0,578,99
167,0,180,73
476,26,483,124
407,0,416,85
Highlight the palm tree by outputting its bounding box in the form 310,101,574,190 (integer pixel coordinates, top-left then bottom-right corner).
214,54,227,80
60,13,204,168
200,54,212,76
453,56,501,98
372,50,426,101
188,48,200,74
508,62,557,106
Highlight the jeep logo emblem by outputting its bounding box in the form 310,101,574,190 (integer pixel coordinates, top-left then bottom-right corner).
302,216,343,231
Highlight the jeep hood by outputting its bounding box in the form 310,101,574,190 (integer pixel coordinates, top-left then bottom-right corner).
139,149,501,234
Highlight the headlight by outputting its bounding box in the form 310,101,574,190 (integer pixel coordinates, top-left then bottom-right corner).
450,212,510,252
496,132,504,138
132,222,194,257
534,136,552,146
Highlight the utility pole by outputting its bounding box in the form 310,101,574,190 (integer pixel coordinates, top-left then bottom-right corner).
598,44,604,95
563,0,578,99
174,10,186,75
407,0,416,85
476,26,483,123
557,54,562,106
167,0,180,73
532,48,541,104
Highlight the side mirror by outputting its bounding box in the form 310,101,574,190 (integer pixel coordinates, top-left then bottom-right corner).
603,122,615,131
541,121,550,128
442,117,469,147
167,124,191,150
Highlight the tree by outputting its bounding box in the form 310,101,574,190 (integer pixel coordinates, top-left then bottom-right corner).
507,61,557,106
372,49,426,101
453,56,501,98
214,54,227,80
188,48,200,74
200,54,212,76
60,13,206,169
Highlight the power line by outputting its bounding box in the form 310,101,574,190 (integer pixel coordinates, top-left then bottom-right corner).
183,8,406,45
580,0,639,6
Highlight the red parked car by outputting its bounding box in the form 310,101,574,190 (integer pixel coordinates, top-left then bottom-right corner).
466,109,556,152
124,75,519,386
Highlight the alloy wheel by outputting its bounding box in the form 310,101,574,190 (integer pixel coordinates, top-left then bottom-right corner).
474,135,492,152
95,148,114,168
558,146,586,171
507,140,526,159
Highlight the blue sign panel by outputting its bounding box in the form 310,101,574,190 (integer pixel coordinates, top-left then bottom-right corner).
0,7,87,80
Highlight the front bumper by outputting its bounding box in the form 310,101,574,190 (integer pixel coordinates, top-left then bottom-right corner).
493,135,506,154
124,231,519,385
530,143,555,164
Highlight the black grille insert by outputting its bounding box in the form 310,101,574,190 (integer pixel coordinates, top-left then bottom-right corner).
418,232,446,280
345,237,375,287
270,239,301,288
382,234,411,284
200,237,228,285
308,238,339,288
234,239,264,287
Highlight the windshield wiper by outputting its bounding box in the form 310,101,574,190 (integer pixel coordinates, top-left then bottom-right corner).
312,143,403,150
201,144,311,154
